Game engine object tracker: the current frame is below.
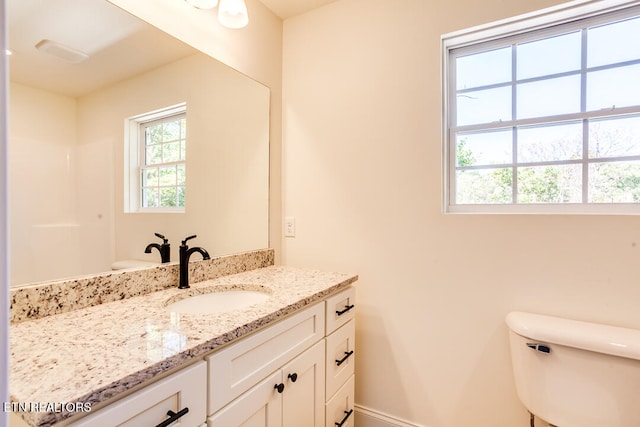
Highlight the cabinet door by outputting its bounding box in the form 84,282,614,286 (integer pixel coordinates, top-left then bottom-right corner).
208,371,283,427
282,340,325,427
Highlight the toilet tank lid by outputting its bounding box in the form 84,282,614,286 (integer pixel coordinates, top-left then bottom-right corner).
506,311,640,361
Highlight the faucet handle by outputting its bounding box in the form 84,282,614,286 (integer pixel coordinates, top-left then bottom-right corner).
154,233,169,244
182,235,197,246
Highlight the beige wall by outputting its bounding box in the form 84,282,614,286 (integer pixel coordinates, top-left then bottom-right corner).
282,0,640,426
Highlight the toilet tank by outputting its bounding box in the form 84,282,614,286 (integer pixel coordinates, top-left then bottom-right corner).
506,311,640,427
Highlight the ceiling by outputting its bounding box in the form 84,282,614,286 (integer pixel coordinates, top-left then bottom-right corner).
7,0,337,98
7,0,197,98
258,0,338,19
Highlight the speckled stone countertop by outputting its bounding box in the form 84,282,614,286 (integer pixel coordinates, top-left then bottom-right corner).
10,249,275,323
10,266,358,427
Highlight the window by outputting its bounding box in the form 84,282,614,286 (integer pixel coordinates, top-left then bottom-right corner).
125,104,187,212
442,2,640,213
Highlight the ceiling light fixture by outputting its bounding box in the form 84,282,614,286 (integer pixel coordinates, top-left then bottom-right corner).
218,0,249,29
185,0,248,29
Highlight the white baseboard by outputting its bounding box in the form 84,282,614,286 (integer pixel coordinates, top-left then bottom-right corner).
354,404,425,427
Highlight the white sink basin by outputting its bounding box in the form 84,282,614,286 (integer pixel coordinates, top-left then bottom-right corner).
166,289,270,314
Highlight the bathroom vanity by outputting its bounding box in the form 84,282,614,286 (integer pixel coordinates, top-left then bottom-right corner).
9,251,357,427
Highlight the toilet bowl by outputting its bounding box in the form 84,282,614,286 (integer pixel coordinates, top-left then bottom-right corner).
506,311,640,427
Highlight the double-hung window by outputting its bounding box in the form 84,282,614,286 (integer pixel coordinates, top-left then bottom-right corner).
443,2,640,213
125,104,187,212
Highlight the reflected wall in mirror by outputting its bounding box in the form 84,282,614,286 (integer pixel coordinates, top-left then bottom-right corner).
8,0,270,287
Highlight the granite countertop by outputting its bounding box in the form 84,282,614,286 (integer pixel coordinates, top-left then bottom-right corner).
10,266,358,427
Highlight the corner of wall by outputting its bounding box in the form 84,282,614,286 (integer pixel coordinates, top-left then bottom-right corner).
1,0,10,423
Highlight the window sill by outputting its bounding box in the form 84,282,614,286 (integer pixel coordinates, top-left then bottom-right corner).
445,203,640,215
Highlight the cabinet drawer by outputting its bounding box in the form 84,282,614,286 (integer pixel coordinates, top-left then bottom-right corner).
70,361,207,427
325,375,355,427
325,320,355,399
325,287,355,335
207,303,325,415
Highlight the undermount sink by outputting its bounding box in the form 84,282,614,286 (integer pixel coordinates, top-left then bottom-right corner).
165,289,270,314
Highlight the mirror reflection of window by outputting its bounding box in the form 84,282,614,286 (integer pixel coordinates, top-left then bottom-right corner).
140,113,187,210
125,103,187,213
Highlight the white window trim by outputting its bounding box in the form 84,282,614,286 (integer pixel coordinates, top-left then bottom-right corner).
441,0,640,214
124,103,187,213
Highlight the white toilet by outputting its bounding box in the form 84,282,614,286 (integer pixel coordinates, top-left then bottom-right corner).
506,311,640,427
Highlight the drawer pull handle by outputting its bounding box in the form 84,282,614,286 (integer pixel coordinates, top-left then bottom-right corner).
335,409,353,427
336,304,354,316
335,350,354,366
156,407,189,427
274,383,285,393
288,372,298,383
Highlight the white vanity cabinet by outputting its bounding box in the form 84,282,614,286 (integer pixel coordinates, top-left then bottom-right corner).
69,361,207,427
324,287,356,427
64,286,355,427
